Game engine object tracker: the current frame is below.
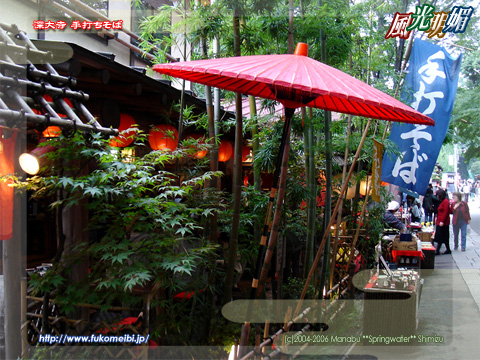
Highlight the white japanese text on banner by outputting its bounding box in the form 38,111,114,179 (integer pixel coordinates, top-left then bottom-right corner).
381,39,462,195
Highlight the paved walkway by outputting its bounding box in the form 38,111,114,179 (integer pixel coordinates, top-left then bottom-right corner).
344,200,480,360
450,196,480,311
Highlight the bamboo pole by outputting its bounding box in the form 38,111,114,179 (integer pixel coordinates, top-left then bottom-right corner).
239,108,294,356
255,120,291,297
239,306,312,360
262,321,270,355
294,119,373,317
303,108,315,274
224,6,243,305
319,28,332,296
330,115,352,286
346,181,371,272
282,307,292,347
249,96,262,248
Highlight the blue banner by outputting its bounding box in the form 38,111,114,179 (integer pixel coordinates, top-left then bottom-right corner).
381,39,462,195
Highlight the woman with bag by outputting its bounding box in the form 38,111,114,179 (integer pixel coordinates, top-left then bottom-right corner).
434,188,451,255
451,192,471,251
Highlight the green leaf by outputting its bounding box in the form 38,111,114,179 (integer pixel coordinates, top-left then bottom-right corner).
84,186,103,197
57,177,74,188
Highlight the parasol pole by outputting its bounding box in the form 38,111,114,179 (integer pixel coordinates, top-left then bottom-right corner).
239,107,294,355
293,118,373,318
248,107,294,300
255,112,292,298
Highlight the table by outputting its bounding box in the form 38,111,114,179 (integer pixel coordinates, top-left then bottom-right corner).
420,243,436,270
363,270,421,337
392,249,423,269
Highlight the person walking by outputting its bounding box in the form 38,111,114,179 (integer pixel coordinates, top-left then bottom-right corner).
434,188,451,255
423,184,434,223
451,192,471,251
410,198,422,223
462,181,471,202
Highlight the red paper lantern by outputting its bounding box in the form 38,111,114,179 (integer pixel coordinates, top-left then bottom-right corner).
149,124,178,151
42,126,62,138
186,134,207,159
242,146,251,162
32,109,65,138
218,140,233,162
110,113,137,147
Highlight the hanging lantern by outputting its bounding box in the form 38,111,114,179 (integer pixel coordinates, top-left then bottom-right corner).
32,109,63,138
149,124,178,151
185,134,207,159
19,141,55,175
218,140,233,162
242,145,251,162
359,175,372,196
42,126,62,138
110,113,137,148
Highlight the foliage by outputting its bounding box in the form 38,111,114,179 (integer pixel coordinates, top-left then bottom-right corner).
282,277,316,299
356,187,393,268
217,185,267,274
448,18,480,162
469,160,480,178
18,130,223,343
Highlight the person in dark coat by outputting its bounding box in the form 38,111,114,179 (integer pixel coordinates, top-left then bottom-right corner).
434,188,451,255
423,184,434,223
451,192,471,251
383,201,407,232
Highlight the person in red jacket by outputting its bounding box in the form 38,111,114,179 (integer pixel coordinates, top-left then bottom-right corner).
434,188,451,255
451,192,471,251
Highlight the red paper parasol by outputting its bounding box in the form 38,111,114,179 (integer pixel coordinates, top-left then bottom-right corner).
153,43,433,316
153,43,433,125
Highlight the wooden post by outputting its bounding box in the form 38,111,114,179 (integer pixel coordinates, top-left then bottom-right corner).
3,127,25,360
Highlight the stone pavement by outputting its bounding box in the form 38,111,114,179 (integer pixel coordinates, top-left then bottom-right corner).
450,197,480,311
344,201,480,360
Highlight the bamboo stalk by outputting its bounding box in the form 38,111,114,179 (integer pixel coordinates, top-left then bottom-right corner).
239,306,312,360
26,296,140,312
262,321,270,355
282,307,292,347
247,108,293,299
256,122,291,297
346,174,372,272
294,119,373,318
330,115,352,286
